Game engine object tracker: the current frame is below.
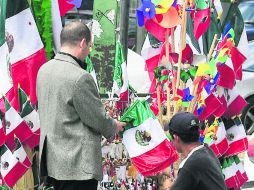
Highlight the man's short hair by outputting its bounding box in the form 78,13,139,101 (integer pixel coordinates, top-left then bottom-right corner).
60,21,91,47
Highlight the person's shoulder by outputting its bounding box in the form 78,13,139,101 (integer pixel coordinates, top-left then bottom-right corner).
75,71,95,86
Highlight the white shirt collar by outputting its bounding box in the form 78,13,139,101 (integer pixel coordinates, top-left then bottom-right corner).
179,144,204,169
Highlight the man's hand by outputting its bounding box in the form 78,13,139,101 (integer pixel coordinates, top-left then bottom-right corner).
115,120,126,133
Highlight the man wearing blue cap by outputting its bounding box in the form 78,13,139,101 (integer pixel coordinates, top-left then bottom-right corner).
166,112,227,190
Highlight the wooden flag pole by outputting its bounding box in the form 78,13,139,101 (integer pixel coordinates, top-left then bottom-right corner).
174,0,188,114
165,29,171,120
188,34,218,113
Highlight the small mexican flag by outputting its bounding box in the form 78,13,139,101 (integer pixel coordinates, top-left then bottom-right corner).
0,144,28,188
13,138,31,168
209,120,229,157
18,86,40,149
222,158,238,190
225,117,248,156
112,41,129,109
4,96,33,149
234,155,248,187
120,100,178,176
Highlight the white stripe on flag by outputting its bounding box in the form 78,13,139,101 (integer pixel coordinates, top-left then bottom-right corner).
13,146,27,164
0,43,12,94
5,107,23,135
141,36,162,60
24,110,40,133
216,122,227,143
0,148,19,178
51,0,62,53
122,118,166,158
90,70,99,90
227,124,247,144
5,8,44,64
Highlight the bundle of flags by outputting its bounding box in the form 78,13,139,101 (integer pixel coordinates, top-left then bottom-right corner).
0,87,40,188
221,156,248,190
120,100,178,176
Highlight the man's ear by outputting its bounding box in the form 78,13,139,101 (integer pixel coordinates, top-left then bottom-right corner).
80,38,86,48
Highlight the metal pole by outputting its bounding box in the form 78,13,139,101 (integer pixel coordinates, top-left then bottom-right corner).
135,0,146,54
119,0,130,61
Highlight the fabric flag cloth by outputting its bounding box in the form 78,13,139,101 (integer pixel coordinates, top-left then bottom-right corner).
18,87,40,149
51,0,62,53
141,35,162,93
0,144,29,188
198,94,222,121
223,88,247,118
112,42,129,110
13,138,31,168
4,97,33,150
234,155,248,187
0,111,5,146
0,0,47,111
209,121,229,157
120,100,178,176
222,158,238,190
228,157,240,190
85,56,99,90
224,117,248,156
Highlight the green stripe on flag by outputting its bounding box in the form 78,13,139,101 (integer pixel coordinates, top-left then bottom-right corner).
0,144,8,156
120,100,155,127
85,56,94,73
4,96,11,111
20,100,34,118
6,0,29,19
18,87,28,112
113,42,125,88
14,138,22,151
0,0,7,46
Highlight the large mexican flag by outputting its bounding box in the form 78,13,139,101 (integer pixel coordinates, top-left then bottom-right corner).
0,0,46,110
120,100,178,176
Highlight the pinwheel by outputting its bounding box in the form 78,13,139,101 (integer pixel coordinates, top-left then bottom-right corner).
174,87,194,107
136,0,156,27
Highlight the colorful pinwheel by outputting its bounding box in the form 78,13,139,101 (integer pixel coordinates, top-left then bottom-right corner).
136,0,156,26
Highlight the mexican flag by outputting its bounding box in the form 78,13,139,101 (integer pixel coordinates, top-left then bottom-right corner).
0,144,29,188
222,158,238,190
13,138,32,168
141,35,162,92
234,155,248,187
0,111,5,146
209,120,229,157
120,100,178,176
112,41,129,109
225,117,248,156
85,56,99,90
4,97,33,148
18,87,40,149
0,0,46,110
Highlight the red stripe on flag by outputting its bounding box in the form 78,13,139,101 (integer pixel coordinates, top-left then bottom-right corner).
14,121,33,143
58,0,75,16
131,139,178,176
210,138,229,157
3,162,28,188
11,48,46,110
223,95,247,119
226,138,248,156
23,129,40,149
